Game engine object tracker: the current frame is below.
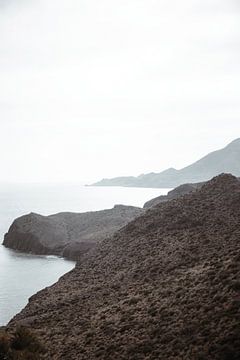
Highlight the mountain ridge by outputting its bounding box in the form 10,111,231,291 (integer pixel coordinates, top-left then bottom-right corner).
92,138,240,188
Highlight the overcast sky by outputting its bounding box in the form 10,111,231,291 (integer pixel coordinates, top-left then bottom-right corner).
1,0,240,183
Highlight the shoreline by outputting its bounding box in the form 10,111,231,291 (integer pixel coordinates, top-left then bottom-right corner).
0,245,75,327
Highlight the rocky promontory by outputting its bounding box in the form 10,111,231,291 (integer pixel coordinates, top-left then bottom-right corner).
7,174,240,359
3,205,143,260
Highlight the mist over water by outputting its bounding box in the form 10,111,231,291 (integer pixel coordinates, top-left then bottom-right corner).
0,183,167,326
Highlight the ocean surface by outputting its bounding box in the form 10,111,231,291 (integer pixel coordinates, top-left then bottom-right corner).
0,183,168,326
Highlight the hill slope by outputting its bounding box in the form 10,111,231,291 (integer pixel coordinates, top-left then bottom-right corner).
92,138,240,188
143,181,204,208
8,174,240,359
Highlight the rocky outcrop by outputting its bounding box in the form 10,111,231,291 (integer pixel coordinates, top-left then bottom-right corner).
3,205,143,260
8,174,240,359
143,181,204,208
92,138,240,188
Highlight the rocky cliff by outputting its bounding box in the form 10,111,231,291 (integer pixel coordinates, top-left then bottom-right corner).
7,174,240,359
92,138,240,188
3,205,143,260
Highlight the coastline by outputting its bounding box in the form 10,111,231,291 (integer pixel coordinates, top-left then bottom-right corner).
5,174,240,359
0,185,166,327
0,245,75,327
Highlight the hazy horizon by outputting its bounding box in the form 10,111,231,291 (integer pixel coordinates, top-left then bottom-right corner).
1,0,240,183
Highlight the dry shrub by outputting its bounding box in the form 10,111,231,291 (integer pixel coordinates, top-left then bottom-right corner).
0,327,44,360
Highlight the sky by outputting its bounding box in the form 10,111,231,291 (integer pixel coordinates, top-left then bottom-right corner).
0,0,240,183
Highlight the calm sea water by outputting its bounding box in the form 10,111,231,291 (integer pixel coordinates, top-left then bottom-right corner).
0,183,167,326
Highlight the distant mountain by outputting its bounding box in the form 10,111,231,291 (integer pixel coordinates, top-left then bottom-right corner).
92,138,240,188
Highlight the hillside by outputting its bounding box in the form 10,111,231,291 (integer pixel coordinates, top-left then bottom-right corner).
92,138,240,188
7,174,240,359
143,181,204,208
3,205,143,260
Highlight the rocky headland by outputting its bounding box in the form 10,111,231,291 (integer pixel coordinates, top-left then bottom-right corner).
3,205,143,260
6,174,240,359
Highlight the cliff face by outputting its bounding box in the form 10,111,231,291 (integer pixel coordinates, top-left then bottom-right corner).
3,205,143,260
8,174,240,359
92,138,240,188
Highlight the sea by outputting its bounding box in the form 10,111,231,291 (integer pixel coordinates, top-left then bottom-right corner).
0,183,168,326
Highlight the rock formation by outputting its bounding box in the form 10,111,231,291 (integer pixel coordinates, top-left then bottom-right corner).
3,205,143,260
92,138,240,188
7,174,240,359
